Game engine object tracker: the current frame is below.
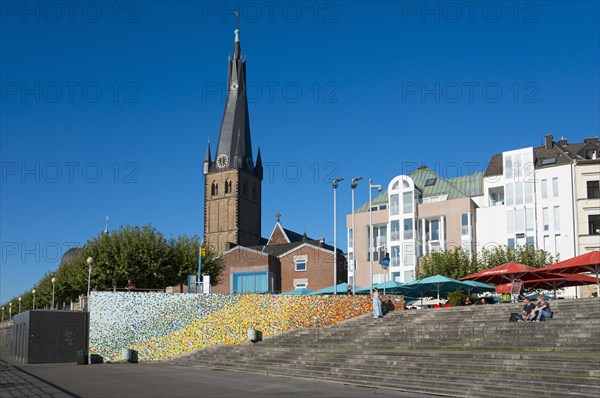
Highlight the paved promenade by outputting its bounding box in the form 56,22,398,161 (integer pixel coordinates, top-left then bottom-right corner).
0,346,435,398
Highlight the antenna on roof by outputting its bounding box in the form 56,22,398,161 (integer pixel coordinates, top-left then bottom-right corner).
104,216,109,235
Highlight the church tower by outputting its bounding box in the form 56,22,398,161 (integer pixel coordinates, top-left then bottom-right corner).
204,29,263,253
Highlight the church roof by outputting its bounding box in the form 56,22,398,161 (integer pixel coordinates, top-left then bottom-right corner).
210,28,257,177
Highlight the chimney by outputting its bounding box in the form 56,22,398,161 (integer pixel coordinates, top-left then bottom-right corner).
544,134,553,150
319,238,325,247
584,137,599,144
558,137,568,147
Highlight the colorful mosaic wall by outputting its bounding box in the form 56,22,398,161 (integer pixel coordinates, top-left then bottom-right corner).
89,292,372,361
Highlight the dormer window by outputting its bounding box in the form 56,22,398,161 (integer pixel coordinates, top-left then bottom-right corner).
541,157,557,165
425,178,437,187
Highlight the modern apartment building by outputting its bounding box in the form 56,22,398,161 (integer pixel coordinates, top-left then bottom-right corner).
347,134,599,297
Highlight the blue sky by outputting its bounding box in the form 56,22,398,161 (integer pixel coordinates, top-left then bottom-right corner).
1,1,599,303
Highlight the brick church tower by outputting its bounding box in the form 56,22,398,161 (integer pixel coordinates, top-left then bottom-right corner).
203,29,263,253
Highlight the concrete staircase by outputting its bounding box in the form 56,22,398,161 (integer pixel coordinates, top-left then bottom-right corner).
171,298,600,397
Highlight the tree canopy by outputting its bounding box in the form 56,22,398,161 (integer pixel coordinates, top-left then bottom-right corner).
415,245,557,281
1,225,224,313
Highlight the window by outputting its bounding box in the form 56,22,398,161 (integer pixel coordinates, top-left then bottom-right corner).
430,219,440,241
554,235,561,256
461,213,469,236
515,209,525,232
543,235,550,251
506,183,514,206
504,156,513,179
553,206,560,231
425,178,437,187
526,208,534,231
295,282,307,289
403,192,412,214
524,181,534,203
541,179,547,199
295,257,307,272
390,220,400,241
514,154,522,180
552,177,559,197
587,181,600,199
390,194,399,216
403,218,413,240
515,181,523,205
526,236,535,247
508,238,515,250
232,271,269,294
391,246,400,266
348,228,353,249
211,181,218,196
225,179,232,194
541,157,557,165
404,271,414,283
590,215,600,235
542,208,549,231
507,210,515,234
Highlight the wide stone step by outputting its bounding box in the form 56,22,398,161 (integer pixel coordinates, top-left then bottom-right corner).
174,357,600,398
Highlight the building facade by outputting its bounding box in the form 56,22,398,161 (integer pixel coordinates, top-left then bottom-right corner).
347,134,599,297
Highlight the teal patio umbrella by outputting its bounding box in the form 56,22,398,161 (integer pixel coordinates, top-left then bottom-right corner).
404,275,472,301
356,280,409,295
310,283,362,295
461,280,496,295
281,288,313,295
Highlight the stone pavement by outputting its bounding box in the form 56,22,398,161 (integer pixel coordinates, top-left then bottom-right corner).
0,346,435,398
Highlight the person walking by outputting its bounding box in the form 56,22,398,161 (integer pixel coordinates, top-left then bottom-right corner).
372,288,383,318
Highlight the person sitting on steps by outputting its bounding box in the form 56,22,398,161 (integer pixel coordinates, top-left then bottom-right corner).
529,295,552,321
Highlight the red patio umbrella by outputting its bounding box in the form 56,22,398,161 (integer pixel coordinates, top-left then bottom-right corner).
460,262,550,284
460,262,552,299
496,273,598,298
538,251,600,298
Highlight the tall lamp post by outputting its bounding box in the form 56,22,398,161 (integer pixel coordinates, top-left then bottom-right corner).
368,179,382,294
9,303,12,320
332,178,344,294
32,289,36,310
87,257,94,300
350,177,363,294
51,277,56,309
18,297,21,313
1,307,4,323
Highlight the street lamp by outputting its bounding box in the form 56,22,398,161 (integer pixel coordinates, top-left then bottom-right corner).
51,277,56,309
1,307,4,323
350,177,363,294
9,303,12,320
332,178,344,294
18,297,21,313
32,289,36,310
369,179,382,294
87,257,94,300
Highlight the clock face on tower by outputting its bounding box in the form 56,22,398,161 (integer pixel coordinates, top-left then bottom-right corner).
217,154,229,168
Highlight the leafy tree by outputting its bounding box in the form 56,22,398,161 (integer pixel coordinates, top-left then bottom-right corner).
416,245,556,280
1,225,226,310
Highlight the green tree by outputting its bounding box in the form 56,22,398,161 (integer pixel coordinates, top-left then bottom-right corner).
1,225,226,309
416,245,556,280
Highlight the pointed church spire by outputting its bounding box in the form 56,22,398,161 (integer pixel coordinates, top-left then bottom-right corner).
255,147,263,180
212,28,256,176
203,139,212,175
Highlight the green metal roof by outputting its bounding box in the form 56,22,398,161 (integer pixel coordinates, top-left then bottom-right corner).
353,167,484,213
355,190,388,213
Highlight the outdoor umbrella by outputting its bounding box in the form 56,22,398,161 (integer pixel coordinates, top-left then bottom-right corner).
496,274,598,299
403,275,471,302
460,262,551,298
356,280,409,295
537,251,600,298
461,280,496,295
281,288,313,295
310,283,362,295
